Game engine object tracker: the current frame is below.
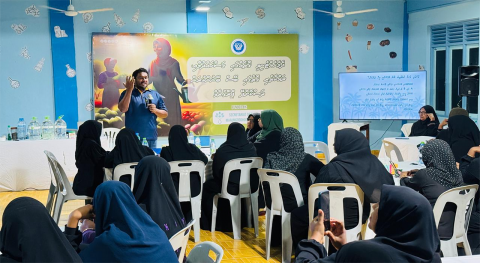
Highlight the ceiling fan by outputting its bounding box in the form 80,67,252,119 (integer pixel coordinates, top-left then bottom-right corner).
312,1,377,19
41,0,113,17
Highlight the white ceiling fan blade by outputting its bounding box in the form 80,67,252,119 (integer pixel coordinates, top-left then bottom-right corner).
39,6,66,13
345,9,378,15
78,8,113,14
311,8,335,15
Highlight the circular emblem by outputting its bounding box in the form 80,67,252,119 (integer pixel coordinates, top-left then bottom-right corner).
231,39,246,55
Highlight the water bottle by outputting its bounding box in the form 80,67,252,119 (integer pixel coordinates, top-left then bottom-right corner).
7,126,11,141
210,138,216,155
142,138,149,147
54,115,67,139
17,118,27,140
194,136,201,149
188,131,194,144
417,141,425,165
136,133,140,141
28,117,41,140
41,116,54,140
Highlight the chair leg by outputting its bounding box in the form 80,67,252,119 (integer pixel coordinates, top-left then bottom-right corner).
265,209,274,260
53,194,64,224
191,198,201,243
281,212,293,263
462,235,473,256
229,197,241,240
245,198,253,228
250,192,259,237
211,195,219,232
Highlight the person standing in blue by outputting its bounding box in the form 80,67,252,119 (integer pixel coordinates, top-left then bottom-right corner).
119,68,167,148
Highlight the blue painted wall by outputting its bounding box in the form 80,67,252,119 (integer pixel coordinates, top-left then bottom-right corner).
407,0,472,13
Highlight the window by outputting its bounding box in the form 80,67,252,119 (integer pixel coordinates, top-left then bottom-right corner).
431,19,479,115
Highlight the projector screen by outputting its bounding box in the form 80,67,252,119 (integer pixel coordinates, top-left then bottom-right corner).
339,71,427,120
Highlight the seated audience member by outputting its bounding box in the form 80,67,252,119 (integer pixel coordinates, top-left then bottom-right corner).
290,129,394,248
264,127,325,246
0,197,82,263
73,120,106,197
401,139,463,241
437,114,480,162
436,107,469,141
246,113,261,143
200,122,257,232
64,181,177,262
410,105,440,137
295,185,441,262
459,146,480,254
104,127,155,170
133,156,186,238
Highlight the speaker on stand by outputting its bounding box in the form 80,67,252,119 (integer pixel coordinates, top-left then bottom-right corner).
458,65,479,113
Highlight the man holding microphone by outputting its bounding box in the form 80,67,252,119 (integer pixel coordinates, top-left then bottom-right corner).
119,68,167,148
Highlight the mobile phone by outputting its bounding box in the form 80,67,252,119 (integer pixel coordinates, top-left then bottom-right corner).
314,190,330,231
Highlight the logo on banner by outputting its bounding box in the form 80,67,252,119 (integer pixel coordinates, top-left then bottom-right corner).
231,39,246,55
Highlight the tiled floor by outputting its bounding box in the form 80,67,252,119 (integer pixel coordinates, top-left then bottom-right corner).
0,190,284,262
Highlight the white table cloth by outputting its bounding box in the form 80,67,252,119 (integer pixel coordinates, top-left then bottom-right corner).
0,138,109,192
378,136,434,162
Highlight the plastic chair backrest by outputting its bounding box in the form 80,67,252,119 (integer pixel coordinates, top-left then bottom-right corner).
308,183,364,242
257,168,304,213
103,127,120,149
113,162,137,191
304,141,330,163
169,161,206,201
44,151,74,195
433,184,478,239
186,241,224,263
221,157,263,197
401,123,413,137
382,140,404,162
169,220,195,263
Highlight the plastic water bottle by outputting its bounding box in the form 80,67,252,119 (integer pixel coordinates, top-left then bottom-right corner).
28,117,41,140
210,138,216,155
417,141,425,165
142,138,149,147
54,115,67,139
136,133,140,141
41,116,54,140
195,136,201,149
17,118,27,140
7,125,11,141
188,131,194,144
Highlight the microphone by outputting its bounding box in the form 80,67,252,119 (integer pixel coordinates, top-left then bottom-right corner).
148,94,153,105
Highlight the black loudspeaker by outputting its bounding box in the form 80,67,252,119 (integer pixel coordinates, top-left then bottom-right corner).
459,66,479,97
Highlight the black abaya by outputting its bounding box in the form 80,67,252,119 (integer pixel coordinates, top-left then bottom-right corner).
0,197,82,263
200,122,257,232
459,155,480,254
410,105,440,137
133,156,186,238
440,115,480,162
72,120,106,197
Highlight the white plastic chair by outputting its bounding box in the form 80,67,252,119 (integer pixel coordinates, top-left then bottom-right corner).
308,183,364,252
257,168,304,262
103,127,120,150
169,160,206,243
169,219,195,263
401,123,413,137
433,184,478,257
44,151,92,223
113,162,138,191
382,139,404,162
45,167,58,216
211,157,263,240
304,141,330,163
186,241,224,263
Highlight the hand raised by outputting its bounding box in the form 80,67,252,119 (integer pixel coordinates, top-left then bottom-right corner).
123,76,135,92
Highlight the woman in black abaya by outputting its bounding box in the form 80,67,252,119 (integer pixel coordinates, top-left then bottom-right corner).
133,156,186,238
200,122,257,232
410,105,441,137
0,197,82,263
295,185,441,262
73,120,106,197
246,113,261,143
439,115,480,162
105,128,154,170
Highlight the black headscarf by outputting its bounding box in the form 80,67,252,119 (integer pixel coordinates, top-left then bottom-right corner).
246,113,261,143
446,115,480,162
79,181,177,262
133,156,186,238
75,120,103,160
326,129,394,203
161,125,207,163
421,139,464,189
0,197,82,263
410,105,440,137
105,128,154,169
